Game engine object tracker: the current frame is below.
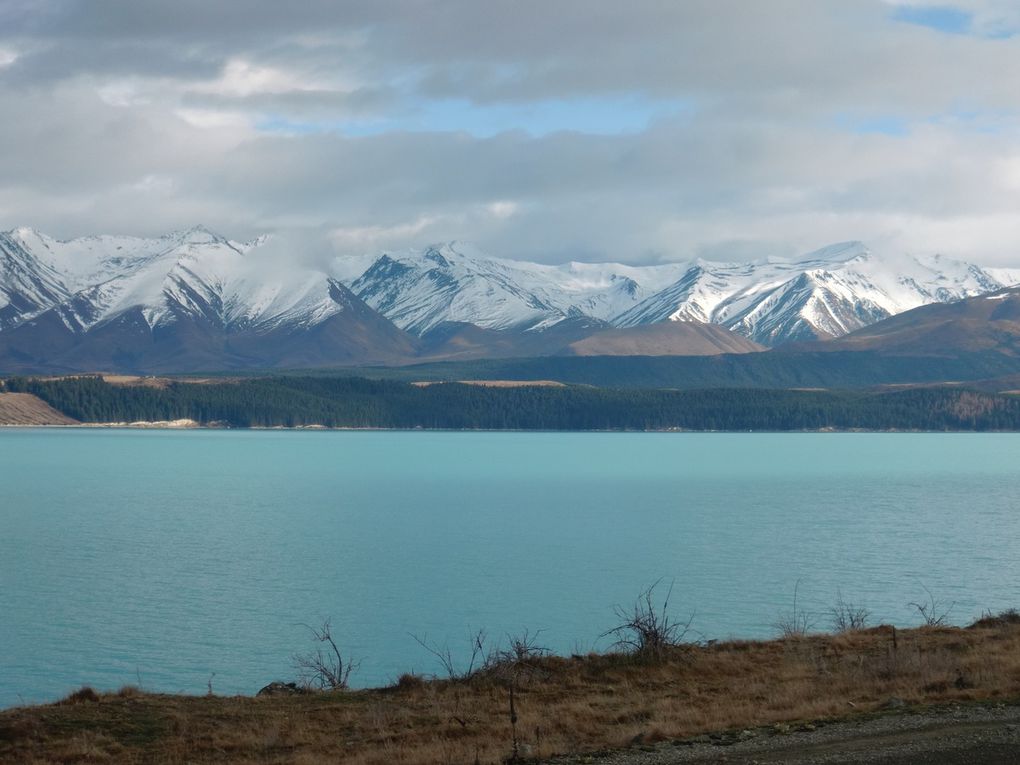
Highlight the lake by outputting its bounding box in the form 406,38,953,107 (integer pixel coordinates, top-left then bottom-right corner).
2,429,1019,708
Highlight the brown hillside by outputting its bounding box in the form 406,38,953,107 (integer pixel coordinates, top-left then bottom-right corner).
0,392,77,425
812,288,1020,356
565,321,764,356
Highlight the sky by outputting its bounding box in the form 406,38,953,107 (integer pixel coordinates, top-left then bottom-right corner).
3,0,1020,265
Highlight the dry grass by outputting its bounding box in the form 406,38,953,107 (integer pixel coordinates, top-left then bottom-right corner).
3,622,1020,764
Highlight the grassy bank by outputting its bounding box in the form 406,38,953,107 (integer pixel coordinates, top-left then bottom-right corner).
3,614,1020,764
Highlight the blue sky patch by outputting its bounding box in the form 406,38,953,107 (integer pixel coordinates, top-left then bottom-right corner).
891,4,973,34
833,114,911,137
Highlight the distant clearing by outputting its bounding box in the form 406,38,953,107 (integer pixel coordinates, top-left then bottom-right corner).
101,375,235,387
564,321,765,356
0,393,78,425
411,379,566,387
102,374,172,388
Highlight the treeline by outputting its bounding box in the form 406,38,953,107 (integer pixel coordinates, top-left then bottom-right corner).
5,375,1020,431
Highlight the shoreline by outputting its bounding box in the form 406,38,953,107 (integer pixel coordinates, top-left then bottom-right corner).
3,422,1020,433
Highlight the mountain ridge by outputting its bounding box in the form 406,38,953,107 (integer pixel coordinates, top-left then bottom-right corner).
2,226,1019,373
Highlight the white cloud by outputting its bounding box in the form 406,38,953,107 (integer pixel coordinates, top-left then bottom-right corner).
173,106,256,131
194,58,326,99
485,200,518,219
328,216,446,253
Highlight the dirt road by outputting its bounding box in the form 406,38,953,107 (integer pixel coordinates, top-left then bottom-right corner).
548,701,1020,764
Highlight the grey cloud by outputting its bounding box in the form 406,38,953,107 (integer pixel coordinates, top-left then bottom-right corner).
3,1,1020,267
0,84,225,192
180,86,398,120
33,0,378,40
4,0,1015,114
2,42,221,86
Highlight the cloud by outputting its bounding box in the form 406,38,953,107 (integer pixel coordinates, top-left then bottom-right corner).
1,1,1020,265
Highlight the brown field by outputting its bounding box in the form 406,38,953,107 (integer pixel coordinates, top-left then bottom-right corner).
10,374,236,388
0,392,78,425
412,379,566,388
100,374,172,388
3,617,1020,765
101,375,238,387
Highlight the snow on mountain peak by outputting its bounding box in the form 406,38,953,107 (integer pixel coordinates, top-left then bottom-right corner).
242,233,271,251
0,226,355,335
349,239,1018,344
165,224,228,246
10,226,42,240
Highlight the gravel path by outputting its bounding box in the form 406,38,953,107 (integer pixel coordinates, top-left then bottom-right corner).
545,701,1020,764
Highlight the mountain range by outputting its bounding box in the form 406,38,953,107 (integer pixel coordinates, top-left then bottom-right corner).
2,225,1019,374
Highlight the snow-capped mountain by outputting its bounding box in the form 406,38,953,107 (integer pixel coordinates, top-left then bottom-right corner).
349,241,1020,345
2,225,1019,373
0,225,359,334
349,243,688,335
0,226,417,371
0,230,74,330
617,242,1020,344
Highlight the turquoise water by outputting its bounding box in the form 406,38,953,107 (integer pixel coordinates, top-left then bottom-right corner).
2,429,1020,708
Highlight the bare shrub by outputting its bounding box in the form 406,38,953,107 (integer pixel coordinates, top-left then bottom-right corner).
909,585,954,627
59,687,100,705
829,590,870,633
411,629,491,681
602,579,695,661
395,673,426,691
409,626,553,759
490,629,549,672
293,619,359,690
487,630,549,763
969,608,1020,629
774,580,814,638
